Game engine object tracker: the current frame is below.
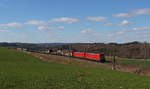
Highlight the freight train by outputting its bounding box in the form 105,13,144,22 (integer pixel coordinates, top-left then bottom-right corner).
36,49,106,63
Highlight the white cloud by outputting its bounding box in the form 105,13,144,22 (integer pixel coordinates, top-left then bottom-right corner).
81,27,150,38
105,33,113,37
113,8,150,18
103,29,130,37
86,16,107,22
131,8,150,15
37,26,51,31
113,13,130,18
0,29,8,32
80,29,103,37
115,27,150,35
105,20,132,26
81,29,95,34
25,20,46,25
116,31,124,35
51,17,79,23
142,33,150,37
132,27,150,31
116,30,130,35
104,23,114,26
121,20,131,25
57,26,64,30
37,25,65,31
0,22,22,27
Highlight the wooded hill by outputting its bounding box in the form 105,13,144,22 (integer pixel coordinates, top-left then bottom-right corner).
61,41,150,59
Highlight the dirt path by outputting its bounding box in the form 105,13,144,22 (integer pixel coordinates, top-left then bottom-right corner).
28,52,150,76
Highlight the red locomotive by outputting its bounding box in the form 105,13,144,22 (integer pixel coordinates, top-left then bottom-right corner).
72,52,105,62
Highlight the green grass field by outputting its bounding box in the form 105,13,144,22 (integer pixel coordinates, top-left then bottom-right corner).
117,59,150,68
107,56,150,68
1,47,150,89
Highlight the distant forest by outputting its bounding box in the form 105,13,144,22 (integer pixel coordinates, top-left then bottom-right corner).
0,41,150,59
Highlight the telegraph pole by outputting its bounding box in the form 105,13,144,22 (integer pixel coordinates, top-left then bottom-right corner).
68,44,73,64
144,42,148,68
112,45,116,70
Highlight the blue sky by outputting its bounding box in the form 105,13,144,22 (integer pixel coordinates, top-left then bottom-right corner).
0,0,150,43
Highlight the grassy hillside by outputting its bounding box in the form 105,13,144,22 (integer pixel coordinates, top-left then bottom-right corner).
117,59,150,68
107,56,150,68
0,47,150,89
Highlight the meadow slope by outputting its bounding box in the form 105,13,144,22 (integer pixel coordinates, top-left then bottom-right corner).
0,47,150,89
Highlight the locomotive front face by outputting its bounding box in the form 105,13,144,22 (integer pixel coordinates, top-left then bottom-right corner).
100,54,106,63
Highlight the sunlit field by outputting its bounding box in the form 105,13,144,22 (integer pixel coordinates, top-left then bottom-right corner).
0,47,150,89
107,56,150,68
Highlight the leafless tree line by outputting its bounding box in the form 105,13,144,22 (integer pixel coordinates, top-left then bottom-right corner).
67,42,150,59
